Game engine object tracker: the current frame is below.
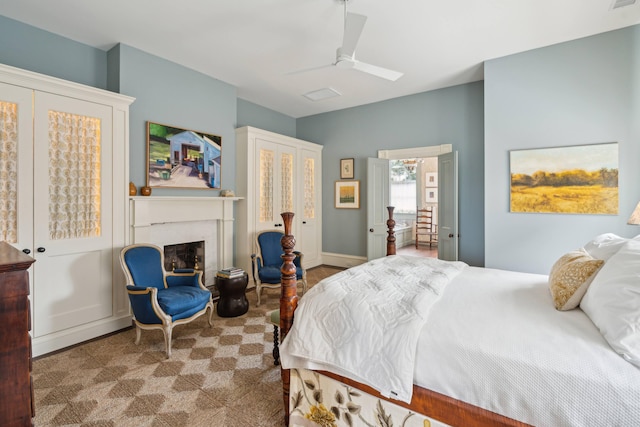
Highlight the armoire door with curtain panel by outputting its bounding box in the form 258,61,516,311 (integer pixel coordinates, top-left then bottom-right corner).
255,137,296,234
0,82,34,260
32,92,115,337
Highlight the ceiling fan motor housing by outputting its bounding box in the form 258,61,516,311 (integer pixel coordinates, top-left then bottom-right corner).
336,47,356,68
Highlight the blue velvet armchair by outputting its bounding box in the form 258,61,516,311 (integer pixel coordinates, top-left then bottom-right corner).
120,244,214,358
251,230,307,306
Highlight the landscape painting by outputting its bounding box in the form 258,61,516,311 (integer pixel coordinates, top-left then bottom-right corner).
147,122,222,189
335,180,360,209
510,142,618,214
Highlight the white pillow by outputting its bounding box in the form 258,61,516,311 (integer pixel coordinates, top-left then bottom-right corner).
582,233,629,261
580,239,640,368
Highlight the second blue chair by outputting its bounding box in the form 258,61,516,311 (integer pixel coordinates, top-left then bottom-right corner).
251,230,307,306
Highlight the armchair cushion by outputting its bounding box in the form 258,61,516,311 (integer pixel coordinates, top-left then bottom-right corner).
157,287,211,321
258,265,305,284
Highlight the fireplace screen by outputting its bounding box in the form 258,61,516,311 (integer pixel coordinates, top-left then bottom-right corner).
164,241,205,282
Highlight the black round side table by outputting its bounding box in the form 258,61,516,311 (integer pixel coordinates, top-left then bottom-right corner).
215,273,249,317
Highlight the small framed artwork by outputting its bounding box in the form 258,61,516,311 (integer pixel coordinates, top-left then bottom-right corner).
335,180,360,209
425,188,438,203
340,158,354,179
425,172,438,187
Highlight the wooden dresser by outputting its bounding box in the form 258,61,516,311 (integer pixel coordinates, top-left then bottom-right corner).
0,242,35,426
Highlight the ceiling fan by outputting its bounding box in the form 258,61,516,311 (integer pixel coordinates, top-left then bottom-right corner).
292,0,403,81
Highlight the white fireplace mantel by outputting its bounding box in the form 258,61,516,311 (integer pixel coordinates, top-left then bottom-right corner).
129,196,241,274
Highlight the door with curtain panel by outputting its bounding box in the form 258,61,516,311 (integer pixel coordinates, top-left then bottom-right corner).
34,91,115,337
5,88,116,338
255,137,296,234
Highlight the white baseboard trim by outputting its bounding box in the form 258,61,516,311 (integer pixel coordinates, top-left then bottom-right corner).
33,315,133,358
320,252,367,269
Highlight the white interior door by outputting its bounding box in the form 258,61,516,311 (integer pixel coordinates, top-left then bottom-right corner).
367,157,390,260
437,151,459,261
32,92,114,337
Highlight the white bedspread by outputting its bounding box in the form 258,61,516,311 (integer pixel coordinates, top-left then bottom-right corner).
416,266,640,426
280,255,466,402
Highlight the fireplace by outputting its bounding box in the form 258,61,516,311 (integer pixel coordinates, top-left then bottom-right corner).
164,240,205,280
129,196,240,288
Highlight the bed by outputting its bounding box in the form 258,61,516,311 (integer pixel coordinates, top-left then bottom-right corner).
275,212,640,427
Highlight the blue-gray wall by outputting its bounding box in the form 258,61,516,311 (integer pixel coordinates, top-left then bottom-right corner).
110,44,237,195
297,82,485,266
237,99,296,138
485,25,640,274
0,15,107,89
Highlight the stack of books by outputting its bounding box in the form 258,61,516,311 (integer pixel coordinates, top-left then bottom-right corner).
216,267,245,279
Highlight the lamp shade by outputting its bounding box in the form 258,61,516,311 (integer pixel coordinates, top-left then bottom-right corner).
628,202,640,225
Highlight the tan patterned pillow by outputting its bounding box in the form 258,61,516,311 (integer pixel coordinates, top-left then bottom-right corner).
549,250,604,311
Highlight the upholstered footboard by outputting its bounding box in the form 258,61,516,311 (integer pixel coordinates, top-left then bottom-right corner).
289,368,447,427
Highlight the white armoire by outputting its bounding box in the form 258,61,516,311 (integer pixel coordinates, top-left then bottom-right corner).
235,126,322,278
0,63,134,356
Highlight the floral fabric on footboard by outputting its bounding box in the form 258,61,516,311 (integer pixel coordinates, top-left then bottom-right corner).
288,369,450,427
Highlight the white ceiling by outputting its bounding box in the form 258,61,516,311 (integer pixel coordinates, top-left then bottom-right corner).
1,0,639,118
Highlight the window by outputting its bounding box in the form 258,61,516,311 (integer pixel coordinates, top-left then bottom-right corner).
390,159,417,214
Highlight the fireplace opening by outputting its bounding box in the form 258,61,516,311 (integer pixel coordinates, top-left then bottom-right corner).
164,241,205,283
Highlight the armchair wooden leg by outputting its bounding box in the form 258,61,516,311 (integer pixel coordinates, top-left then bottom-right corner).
256,284,262,306
163,326,173,358
135,325,142,345
206,302,214,327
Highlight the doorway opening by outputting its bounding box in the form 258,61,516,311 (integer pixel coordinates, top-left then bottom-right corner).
389,158,438,259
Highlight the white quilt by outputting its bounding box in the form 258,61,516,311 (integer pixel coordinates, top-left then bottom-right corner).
279,255,466,402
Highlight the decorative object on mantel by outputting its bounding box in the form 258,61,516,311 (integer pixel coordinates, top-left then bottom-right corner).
129,182,137,196
628,201,640,225
146,121,222,190
335,180,360,209
340,158,354,179
140,186,152,196
220,189,235,197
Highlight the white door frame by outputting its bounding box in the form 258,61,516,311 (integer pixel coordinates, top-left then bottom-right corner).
378,145,452,160
372,145,452,257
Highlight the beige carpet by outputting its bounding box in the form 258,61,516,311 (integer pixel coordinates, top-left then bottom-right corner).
33,266,343,427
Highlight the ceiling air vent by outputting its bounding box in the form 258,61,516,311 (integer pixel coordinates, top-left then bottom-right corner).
302,87,341,102
611,0,636,9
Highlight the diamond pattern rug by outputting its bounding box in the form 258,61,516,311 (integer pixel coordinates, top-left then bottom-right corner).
33,266,343,427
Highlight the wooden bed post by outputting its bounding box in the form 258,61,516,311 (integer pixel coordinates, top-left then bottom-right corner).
280,211,298,426
386,206,397,256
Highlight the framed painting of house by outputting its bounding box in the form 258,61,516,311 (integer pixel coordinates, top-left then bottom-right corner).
146,121,222,189
509,142,618,214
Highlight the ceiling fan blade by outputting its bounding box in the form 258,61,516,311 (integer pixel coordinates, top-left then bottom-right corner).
286,63,333,76
341,12,367,57
352,61,404,81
